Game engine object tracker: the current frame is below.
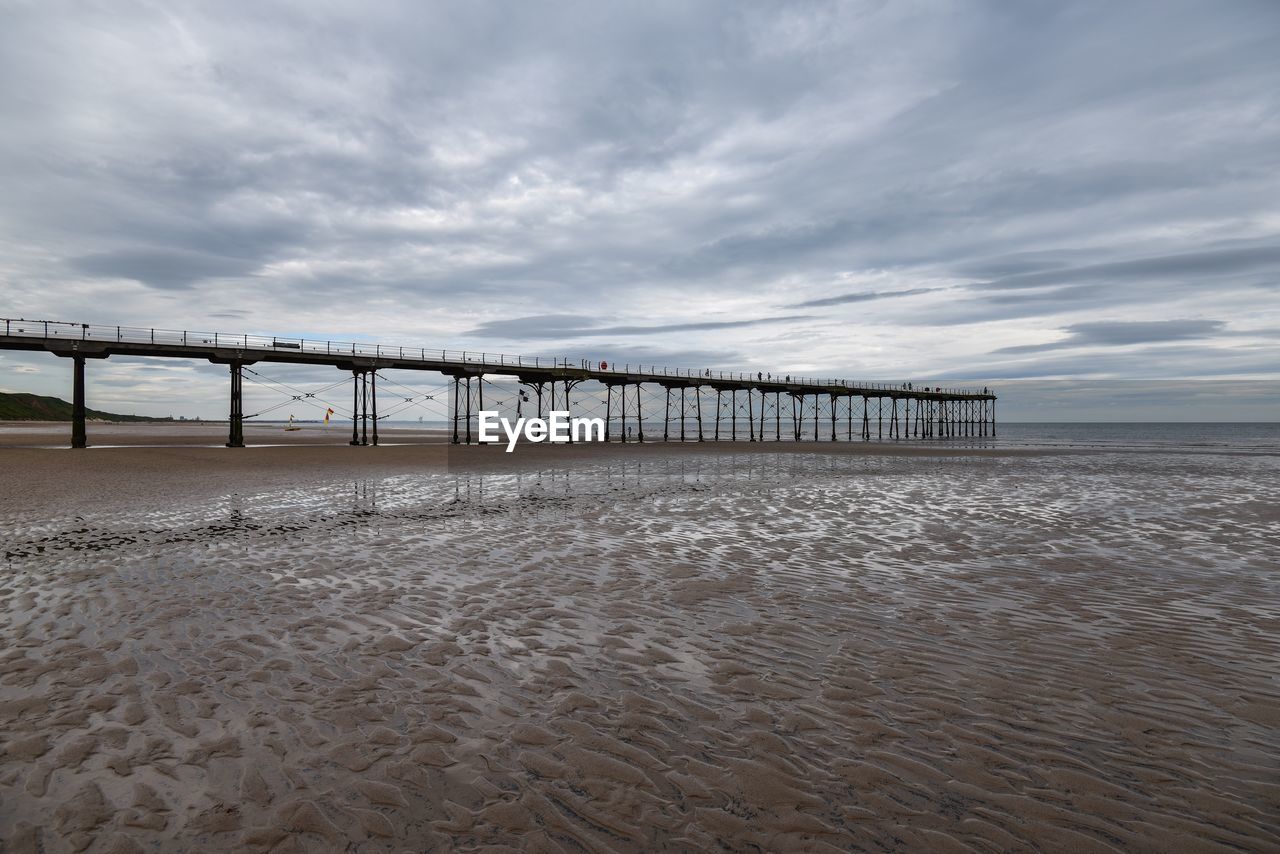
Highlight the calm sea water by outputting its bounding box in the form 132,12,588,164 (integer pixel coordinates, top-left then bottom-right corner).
992,422,1280,453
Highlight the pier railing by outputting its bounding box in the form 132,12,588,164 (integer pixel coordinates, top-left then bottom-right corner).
1,317,988,396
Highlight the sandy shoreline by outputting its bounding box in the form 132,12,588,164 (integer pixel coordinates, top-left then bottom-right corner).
2,424,1278,851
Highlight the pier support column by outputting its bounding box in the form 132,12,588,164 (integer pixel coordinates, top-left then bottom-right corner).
563,379,576,444
663,388,671,441
71,355,87,449
464,377,472,445
731,390,737,441
371,371,379,446
226,362,244,448
450,376,459,445
991,399,997,438
679,388,687,442
635,384,644,442
605,386,612,442
748,389,756,442
695,387,704,441
714,390,722,441
361,372,369,446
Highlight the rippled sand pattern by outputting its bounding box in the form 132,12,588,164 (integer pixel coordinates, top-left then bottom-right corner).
2,451,1279,852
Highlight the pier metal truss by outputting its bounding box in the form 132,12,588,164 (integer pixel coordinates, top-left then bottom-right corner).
0,318,996,448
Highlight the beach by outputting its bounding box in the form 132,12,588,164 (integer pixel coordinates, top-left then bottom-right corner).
2,424,1278,851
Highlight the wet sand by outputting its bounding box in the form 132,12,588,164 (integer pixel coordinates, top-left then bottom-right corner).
2,424,1278,851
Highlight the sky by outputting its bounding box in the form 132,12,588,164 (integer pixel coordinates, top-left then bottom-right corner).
1,0,1277,420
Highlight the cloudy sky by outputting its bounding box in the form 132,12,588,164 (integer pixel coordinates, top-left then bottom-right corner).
1,0,1277,420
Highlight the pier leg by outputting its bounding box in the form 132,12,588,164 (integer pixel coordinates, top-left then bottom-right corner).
752,386,762,440
992,400,997,438
714,390,722,441
680,388,686,442
605,386,612,442
748,389,756,442
72,355,87,449
775,392,781,442
862,397,869,441
563,379,573,444
830,394,837,442
635,384,644,442
225,361,244,448
664,388,671,442
731,390,737,441
371,371,379,446
621,385,627,442
360,372,368,445
464,377,472,445
450,376,459,445
696,387,704,441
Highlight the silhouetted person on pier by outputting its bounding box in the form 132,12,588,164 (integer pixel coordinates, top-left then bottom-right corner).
757,372,762,381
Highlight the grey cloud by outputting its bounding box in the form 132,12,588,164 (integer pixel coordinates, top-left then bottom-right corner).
69,248,260,289
938,342,1277,381
974,246,1280,291
789,288,944,309
466,314,810,339
994,319,1227,354
2,1,1279,418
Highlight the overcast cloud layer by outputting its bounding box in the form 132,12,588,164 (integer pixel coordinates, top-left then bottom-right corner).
1,0,1278,419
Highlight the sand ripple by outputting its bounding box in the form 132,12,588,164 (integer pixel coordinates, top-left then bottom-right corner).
2,451,1278,851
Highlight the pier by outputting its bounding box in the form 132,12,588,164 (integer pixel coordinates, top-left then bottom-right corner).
0,318,996,448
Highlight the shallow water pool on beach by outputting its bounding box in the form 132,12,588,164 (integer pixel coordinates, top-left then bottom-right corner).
2,445,1278,851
